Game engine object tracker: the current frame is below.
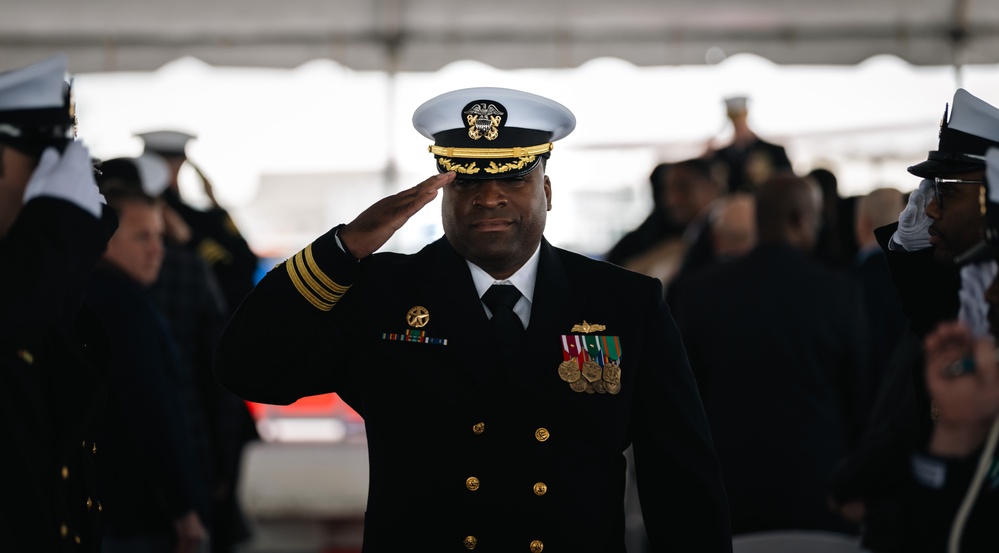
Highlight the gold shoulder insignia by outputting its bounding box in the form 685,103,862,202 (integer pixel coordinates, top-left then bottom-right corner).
571,320,606,334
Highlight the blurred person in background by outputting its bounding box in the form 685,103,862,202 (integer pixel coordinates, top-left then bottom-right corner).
137,130,259,316
673,173,869,537
97,155,257,553
705,95,793,193
708,192,757,261
0,54,116,552
604,161,685,275
85,184,211,553
810,167,859,272
851,187,908,412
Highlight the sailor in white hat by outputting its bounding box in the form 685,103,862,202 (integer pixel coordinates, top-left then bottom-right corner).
0,54,114,552
214,86,732,552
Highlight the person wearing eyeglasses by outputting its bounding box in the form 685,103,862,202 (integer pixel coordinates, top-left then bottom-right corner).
829,89,999,553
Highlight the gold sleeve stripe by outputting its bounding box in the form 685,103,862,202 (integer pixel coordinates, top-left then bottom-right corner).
428,142,553,159
286,258,334,311
293,251,342,303
304,243,350,293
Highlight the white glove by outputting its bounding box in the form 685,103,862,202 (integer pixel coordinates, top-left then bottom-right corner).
958,260,999,338
22,142,105,218
890,178,933,251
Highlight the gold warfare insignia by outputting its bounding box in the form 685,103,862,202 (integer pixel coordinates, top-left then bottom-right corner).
464,102,503,141
407,306,430,328
571,320,606,334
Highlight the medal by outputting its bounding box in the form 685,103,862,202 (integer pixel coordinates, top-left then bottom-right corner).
605,380,621,395
603,362,621,385
592,380,606,394
569,379,588,393
558,359,581,382
582,360,602,382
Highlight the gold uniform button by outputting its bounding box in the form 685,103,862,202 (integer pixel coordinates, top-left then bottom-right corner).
535,428,549,442
472,422,485,434
533,482,547,496
60,524,68,537
466,476,480,491
86,497,93,510
74,535,81,544
61,466,69,480
530,539,544,552
464,535,478,550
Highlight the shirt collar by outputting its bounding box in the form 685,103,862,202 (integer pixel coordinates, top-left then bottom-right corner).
467,244,541,303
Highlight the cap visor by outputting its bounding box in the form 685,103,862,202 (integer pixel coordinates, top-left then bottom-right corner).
908,159,985,179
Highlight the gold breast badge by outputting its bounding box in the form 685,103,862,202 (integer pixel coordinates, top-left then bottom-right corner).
407,306,430,328
571,320,606,334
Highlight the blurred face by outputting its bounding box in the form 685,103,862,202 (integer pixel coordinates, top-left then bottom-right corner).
925,170,986,264
664,165,719,226
103,199,165,286
441,163,551,280
0,145,37,238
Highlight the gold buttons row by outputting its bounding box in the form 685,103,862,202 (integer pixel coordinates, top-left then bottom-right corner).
469,423,550,443
464,477,547,496
462,536,544,551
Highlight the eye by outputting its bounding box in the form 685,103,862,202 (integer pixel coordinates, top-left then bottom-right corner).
453,178,477,189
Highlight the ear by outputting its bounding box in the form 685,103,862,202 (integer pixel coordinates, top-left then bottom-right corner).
544,174,552,211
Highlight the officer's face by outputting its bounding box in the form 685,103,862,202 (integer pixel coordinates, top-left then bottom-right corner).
0,145,37,238
442,163,551,280
103,199,165,287
925,170,986,264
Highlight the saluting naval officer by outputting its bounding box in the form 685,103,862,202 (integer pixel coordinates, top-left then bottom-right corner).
215,87,732,552
0,55,116,552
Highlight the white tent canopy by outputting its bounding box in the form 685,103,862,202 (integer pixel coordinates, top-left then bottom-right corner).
4,0,999,73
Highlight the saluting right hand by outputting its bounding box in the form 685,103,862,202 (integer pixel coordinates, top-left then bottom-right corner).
23,141,105,218
892,178,933,251
339,171,455,259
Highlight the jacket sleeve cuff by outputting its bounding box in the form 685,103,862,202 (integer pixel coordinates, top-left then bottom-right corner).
284,224,359,311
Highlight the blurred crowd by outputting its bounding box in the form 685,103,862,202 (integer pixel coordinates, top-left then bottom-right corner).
6,51,999,553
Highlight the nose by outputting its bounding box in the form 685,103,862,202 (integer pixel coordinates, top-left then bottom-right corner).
473,180,507,208
925,191,942,220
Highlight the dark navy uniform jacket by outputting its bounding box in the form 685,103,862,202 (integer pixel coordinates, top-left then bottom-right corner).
215,226,732,552
1,198,117,552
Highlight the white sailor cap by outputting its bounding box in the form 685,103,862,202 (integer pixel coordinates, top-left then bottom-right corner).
0,54,75,156
95,153,171,198
724,95,749,114
412,87,575,179
136,129,197,157
909,89,999,178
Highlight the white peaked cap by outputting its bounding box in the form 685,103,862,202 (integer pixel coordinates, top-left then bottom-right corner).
413,87,575,142
136,130,197,156
948,89,999,143
0,54,67,112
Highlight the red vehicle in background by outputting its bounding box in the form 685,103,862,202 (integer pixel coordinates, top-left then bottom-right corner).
246,393,365,443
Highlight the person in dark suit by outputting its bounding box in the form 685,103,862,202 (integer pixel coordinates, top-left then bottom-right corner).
850,187,909,414
0,55,117,553
705,95,793,194
215,87,732,552
672,173,869,537
828,88,999,552
85,186,211,553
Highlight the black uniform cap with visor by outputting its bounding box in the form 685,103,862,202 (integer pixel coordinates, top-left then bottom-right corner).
0,54,76,158
412,87,576,180
909,89,999,180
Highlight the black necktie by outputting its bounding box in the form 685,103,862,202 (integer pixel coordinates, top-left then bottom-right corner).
482,284,525,353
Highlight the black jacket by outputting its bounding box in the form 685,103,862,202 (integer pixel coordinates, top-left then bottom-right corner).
216,228,732,552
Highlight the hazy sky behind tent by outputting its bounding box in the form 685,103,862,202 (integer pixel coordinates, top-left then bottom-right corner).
69,54,999,257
